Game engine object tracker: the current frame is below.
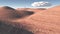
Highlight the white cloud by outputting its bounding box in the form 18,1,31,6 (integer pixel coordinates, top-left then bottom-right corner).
31,1,52,7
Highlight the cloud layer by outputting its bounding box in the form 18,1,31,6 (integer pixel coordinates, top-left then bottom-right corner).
31,1,52,7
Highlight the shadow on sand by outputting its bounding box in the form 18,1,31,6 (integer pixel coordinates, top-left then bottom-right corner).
0,21,33,34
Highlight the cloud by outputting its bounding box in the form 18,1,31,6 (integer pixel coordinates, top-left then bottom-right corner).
31,1,52,7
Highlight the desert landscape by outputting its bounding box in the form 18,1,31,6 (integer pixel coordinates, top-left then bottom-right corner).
0,5,60,34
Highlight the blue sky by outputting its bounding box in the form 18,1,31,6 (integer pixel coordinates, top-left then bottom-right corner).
0,0,60,8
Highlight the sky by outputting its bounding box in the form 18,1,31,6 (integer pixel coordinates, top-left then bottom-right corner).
0,0,60,8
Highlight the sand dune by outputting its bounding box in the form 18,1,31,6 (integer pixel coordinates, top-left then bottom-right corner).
21,6,60,34
0,6,20,21
0,6,60,34
16,8,46,13
0,6,34,21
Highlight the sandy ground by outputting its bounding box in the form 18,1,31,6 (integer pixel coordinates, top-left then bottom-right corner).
0,6,60,34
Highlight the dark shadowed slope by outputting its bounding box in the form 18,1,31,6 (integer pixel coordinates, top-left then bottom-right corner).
0,21,33,34
0,6,34,34
16,10,34,18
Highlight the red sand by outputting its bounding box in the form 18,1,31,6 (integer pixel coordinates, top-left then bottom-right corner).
0,6,60,34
